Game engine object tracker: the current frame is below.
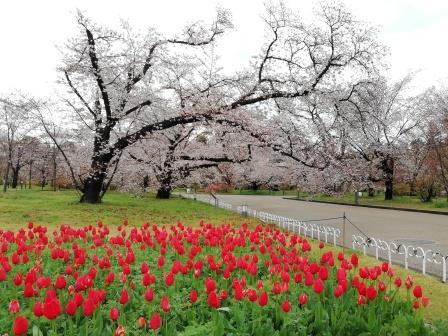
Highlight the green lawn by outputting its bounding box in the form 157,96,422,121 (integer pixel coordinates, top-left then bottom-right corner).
0,188,447,321
0,189,260,230
296,192,448,212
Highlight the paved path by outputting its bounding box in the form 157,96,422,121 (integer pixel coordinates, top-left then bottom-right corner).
189,194,448,278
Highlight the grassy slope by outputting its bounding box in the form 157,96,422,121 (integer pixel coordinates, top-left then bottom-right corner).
309,244,448,322
188,188,448,212
0,188,446,321
314,193,448,211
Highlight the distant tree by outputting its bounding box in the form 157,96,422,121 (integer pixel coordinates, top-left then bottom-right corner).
128,126,252,198
0,94,35,191
335,76,422,200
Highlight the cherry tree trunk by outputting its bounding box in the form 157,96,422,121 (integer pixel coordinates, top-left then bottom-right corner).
3,162,10,192
382,156,394,200
11,170,19,189
80,173,105,203
156,168,173,199
250,181,260,191
80,131,113,203
156,186,172,199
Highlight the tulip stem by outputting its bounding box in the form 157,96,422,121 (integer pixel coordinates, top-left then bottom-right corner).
165,313,168,336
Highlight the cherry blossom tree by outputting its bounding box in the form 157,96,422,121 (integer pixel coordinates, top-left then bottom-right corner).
40,2,383,203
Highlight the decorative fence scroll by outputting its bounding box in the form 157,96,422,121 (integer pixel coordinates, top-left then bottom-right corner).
183,193,448,283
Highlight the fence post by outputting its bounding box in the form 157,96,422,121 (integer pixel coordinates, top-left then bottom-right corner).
241,204,248,217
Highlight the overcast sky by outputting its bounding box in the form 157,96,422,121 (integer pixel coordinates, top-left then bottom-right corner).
1,0,447,97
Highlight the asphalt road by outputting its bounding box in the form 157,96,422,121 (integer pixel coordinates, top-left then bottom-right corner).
190,194,448,279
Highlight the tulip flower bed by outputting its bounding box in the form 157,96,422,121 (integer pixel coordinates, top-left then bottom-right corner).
0,220,437,336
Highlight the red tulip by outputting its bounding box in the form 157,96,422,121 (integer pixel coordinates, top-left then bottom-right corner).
141,262,149,274
413,300,420,309
0,268,7,281
359,267,369,279
318,266,329,281
394,277,402,288
301,272,312,287
272,282,282,295
74,292,84,306
258,291,268,306
165,272,174,287
298,293,308,305
358,295,366,305
189,290,198,303
137,316,146,328
207,291,220,308
149,312,161,330
142,273,151,286
9,299,20,314
13,273,22,286
422,297,429,307
247,288,258,302
55,275,67,289
119,288,129,305
281,300,291,313
43,297,62,320
115,325,125,336
65,300,78,316
350,254,359,267
334,285,344,298
413,285,422,298
205,277,216,294
234,286,244,301
366,286,377,301
23,283,37,297
13,315,28,336
161,295,170,312
32,301,44,317
313,279,324,294
110,307,119,321
83,299,95,316
157,255,165,268
65,265,73,275
144,287,154,302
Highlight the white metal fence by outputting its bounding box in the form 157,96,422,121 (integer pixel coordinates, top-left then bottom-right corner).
183,193,448,282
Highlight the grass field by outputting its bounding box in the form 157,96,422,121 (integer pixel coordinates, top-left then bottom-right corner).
0,188,447,322
0,189,261,230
